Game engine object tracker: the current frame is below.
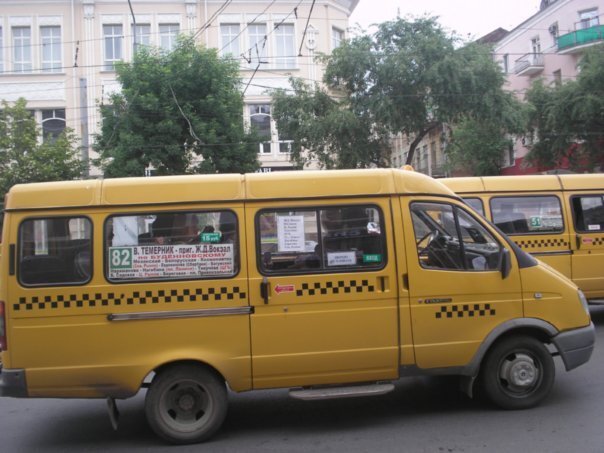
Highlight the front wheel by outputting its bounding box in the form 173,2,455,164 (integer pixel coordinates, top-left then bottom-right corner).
480,335,555,410
145,364,228,444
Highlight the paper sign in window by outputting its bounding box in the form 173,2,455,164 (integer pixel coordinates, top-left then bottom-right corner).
327,251,356,267
277,216,305,252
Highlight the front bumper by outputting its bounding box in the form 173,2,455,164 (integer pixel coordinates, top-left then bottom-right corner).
0,367,28,397
552,322,596,371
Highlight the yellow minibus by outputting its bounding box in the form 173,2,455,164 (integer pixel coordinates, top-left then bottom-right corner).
442,174,604,303
0,169,595,444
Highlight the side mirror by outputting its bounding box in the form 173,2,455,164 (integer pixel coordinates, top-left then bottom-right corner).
500,248,512,279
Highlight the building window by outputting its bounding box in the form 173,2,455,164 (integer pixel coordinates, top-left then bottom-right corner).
159,24,179,52
0,28,4,73
553,69,562,87
247,23,267,67
42,109,66,142
132,24,151,53
274,23,295,69
221,24,240,57
531,36,541,55
579,8,599,29
549,22,559,46
103,24,123,70
41,26,62,73
332,27,344,49
12,27,32,73
249,104,272,154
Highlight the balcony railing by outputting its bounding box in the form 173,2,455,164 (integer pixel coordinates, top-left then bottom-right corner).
514,52,544,76
558,24,604,53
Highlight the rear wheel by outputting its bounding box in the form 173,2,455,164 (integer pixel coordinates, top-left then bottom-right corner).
481,335,554,410
145,364,228,444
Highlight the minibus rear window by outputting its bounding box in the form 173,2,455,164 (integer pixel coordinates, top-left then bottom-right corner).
257,205,385,273
571,195,604,233
105,210,238,282
490,196,563,235
18,216,93,286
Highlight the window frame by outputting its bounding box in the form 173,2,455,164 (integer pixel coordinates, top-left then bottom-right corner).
159,23,180,52
273,22,296,69
17,215,93,287
489,195,565,236
103,24,123,71
410,201,503,272
41,109,66,142
220,23,240,58
12,26,32,73
103,209,240,284
255,203,387,276
462,197,485,217
570,194,604,234
40,25,62,73
132,23,151,53
332,27,344,50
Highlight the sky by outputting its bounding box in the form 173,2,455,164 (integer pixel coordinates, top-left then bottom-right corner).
349,0,542,40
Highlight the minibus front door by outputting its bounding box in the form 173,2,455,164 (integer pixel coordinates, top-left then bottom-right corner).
401,198,524,370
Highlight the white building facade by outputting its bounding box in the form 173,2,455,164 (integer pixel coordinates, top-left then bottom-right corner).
0,0,358,175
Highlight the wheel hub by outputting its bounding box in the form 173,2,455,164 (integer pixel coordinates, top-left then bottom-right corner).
501,353,538,388
178,393,196,412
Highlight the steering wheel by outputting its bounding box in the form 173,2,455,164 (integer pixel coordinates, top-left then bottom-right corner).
419,230,441,256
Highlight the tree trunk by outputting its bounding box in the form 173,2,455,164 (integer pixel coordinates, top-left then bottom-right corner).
404,122,441,166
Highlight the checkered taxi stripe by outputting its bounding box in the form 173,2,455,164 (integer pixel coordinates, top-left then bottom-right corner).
590,237,604,246
513,237,568,250
296,279,376,296
13,287,247,312
435,303,496,319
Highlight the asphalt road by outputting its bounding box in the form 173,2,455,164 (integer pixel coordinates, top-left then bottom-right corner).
1,306,603,452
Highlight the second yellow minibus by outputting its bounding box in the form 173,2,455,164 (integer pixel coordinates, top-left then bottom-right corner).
442,174,604,302
0,169,595,444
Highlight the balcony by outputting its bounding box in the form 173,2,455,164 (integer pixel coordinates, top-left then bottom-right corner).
514,52,545,76
558,24,604,54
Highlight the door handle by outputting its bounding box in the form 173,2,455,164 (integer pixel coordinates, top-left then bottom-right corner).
260,277,269,304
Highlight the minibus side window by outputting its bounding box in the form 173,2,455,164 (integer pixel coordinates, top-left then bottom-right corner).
105,210,238,282
490,196,563,235
572,195,604,233
411,202,501,271
258,205,385,273
18,216,92,286
463,197,484,217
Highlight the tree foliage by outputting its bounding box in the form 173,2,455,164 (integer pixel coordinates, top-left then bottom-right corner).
525,46,604,171
272,17,525,169
0,98,84,202
271,78,390,168
95,39,259,177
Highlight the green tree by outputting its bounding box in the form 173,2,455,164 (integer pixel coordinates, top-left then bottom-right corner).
322,17,523,167
95,39,259,177
271,78,390,169
526,46,604,171
0,98,84,201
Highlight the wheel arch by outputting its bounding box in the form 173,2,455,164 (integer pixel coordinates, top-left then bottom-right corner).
467,318,558,378
144,359,227,388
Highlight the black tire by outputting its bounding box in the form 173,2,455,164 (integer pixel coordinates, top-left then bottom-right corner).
480,335,555,410
145,364,228,444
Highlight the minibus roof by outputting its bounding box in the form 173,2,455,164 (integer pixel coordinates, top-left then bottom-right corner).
5,169,456,210
443,174,604,194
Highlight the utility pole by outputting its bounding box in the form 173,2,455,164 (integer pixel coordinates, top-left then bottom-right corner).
79,77,90,177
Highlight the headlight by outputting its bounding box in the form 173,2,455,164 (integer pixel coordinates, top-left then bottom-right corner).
578,290,590,316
